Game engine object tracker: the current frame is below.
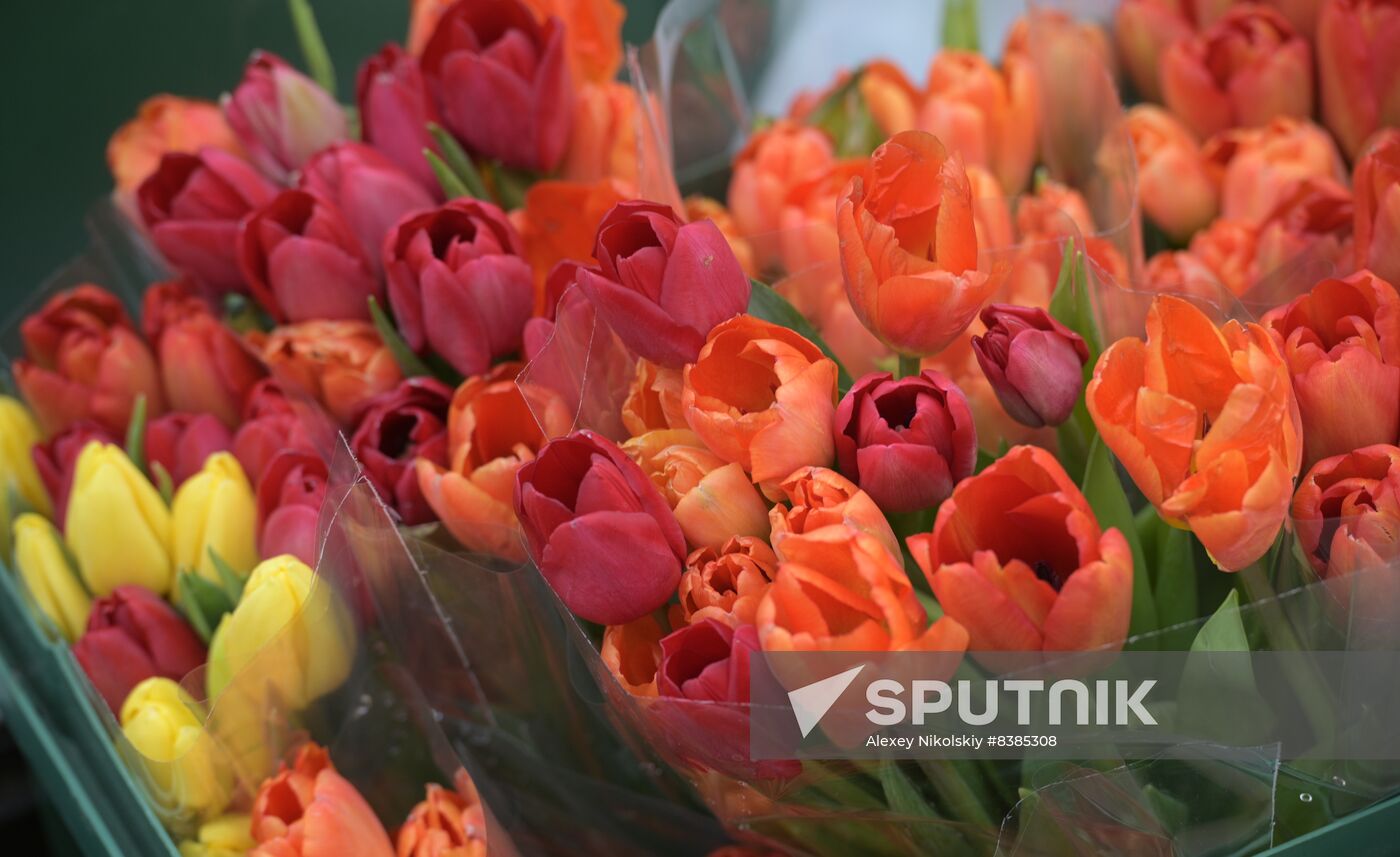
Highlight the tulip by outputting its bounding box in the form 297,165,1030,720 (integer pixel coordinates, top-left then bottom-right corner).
727,121,835,271
1141,250,1232,304
1087,296,1302,570
107,95,240,209
299,142,436,273
230,380,318,485
678,536,777,627
971,304,1089,429
256,450,328,567
355,43,442,193
516,178,628,289
575,200,750,367
1253,178,1355,283
420,0,573,172
521,0,625,85
0,397,54,542
924,330,1057,454
137,148,278,297
1262,270,1400,469
838,131,995,357
396,782,489,857
121,677,231,822
774,267,891,379
1113,0,1194,102
1186,217,1260,298
1205,118,1346,226
350,378,451,526
514,430,685,624
171,452,258,583
1354,129,1400,287
916,50,1038,195
909,445,1134,651
833,370,977,513
31,420,111,529
223,51,348,183
684,196,759,279
65,442,174,596
766,466,901,568
622,429,770,550
1318,0,1400,160
13,285,165,436
416,365,571,561
1293,444,1400,594
774,159,868,276
561,80,640,188
384,199,535,377
239,189,382,324
1161,5,1313,140
1123,105,1220,243
145,413,234,489
255,321,403,427
250,745,393,857
757,526,969,653
207,555,355,708
682,315,839,489
620,358,687,436
142,280,266,428
10,514,90,642
73,585,206,714
178,814,255,857
601,613,665,696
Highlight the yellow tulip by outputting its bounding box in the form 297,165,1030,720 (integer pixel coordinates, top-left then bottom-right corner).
170,452,258,583
0,396,52,557
65,442,173,596
11,513,90,641
177,813,253,857
205,554,354,710
120,677,231,823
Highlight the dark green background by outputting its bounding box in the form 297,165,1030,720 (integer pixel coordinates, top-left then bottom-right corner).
0,0,662,307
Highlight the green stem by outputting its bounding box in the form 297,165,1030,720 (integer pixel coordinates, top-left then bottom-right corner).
941,0,981,51
916,759,996,832
287,0,337,97
897,354,922,379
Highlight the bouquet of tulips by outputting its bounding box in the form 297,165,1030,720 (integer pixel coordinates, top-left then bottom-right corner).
1,0,1398,854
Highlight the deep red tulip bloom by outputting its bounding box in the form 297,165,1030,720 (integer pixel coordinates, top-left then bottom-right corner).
576,200,751,367
971,304,1090,428
299,142,436,273
145,412,234,488
349,378,451,526
224,51,348,183
31,421,117,528
833,369,976,514
355,43,442,193
514,430,685,624
72,585,207,714
256,449,329,566
420,0,573,172
232,380,316,485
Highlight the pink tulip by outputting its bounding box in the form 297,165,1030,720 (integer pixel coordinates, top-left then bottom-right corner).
299,142,436,273
971,304,1089,429
224,51,348,182
355,43,442,192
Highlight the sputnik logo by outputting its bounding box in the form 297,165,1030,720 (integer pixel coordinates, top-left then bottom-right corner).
787,664,865,738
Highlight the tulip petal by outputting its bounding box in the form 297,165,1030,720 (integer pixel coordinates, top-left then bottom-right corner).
540,510,681,625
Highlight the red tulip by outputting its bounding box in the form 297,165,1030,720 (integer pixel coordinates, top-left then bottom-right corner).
231,380,317,485
355,43,442,193
32,421,117,528
137,148,277,298
1317,0,1400,160
256,450,328,566
971,304,1089,429
420,0,573,172
349,378,451,526
514,430,685,624
239,189,382,323
145,412,234,488
72,585,207,714
383,199,534,377
13,285,165,436
1293,444,1400,593
833,370,976,514
575,200,751,367
1354,129,1400,288
224,51,348,183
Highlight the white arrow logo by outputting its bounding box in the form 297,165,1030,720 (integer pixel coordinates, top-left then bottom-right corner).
787,664,866,738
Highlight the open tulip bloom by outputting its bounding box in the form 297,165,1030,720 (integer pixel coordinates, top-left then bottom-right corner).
6,1,1400,855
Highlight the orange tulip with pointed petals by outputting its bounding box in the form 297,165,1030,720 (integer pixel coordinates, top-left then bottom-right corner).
767,466,901,567
251,744,394,857
728,121,835,271
908,445,1133,652
1087,296,1302,570
837,130,995,357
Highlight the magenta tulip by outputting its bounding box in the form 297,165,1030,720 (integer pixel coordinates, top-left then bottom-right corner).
971,304,1089,428
356,43,442,193
223,51,348,182
145,412,234,488
256,449,328,566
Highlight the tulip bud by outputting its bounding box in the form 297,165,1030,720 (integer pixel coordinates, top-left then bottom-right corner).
250,744,394,857
65,442,174,597
30,420,112,531
396,782,490,857
146,413,234,489
917,50,1038,195
223,51,348,183
120,677,231,822
1293,445,1400,590
256,450,327,567
177,814,255,857
1354,129,1400,287
1113,0,1194,102
727,121,835,271
1205,118,1346,226
678,536,777,627
1123,105,1220,243
229,380,317,485
971,304,1089,429
73,585,206,714
1318,0,1400,160
561,81,641,187
171,452,258,583
0,397,54,553
10,514,90,642
622,429,771,550
355,43,442,193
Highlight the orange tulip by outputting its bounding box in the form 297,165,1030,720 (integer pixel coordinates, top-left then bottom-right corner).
396,781,489,857
966,164,1015,254
678,536,778,627
1187,218,1260,298
620,358,687,436
1141,249,1234,305
1354,129,1400,287
251,744,394,857
837,130,995,357
520,0,626,86
1124,105,1220,243
1293,444,1400,595
1113,0,1195,102
1253,177,1355,283
787,61,920,141
916,50,1038,195
727,121,835,271
561,80,639,188
1015,178,1095,242
417,364,572,562
1204,118,1345,226
756,525,969,653
777,158,868,275
684,196,758,279
1161,5,1314,140
1262,270,1400,469
516,178,629,294
1318,0,1400,160
767,465,901,567
601,613,664,696
860,61,921,136
1087,296,1302,570
774,267,891,379
622,429,770,551
681,315,838,489
254,320,402,426
908,445,1134,651
107,95,240,212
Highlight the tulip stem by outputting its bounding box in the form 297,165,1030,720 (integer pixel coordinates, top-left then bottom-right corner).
287,0,337,98
897,354,922,380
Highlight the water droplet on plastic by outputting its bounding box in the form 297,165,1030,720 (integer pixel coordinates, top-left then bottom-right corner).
1332,776,1347,787
1299,793,1313,803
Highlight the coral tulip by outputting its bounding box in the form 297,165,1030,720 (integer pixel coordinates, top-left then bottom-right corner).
916,50,1038,195
1353,129,1400,287
255,321,403,427
1293,444,1400,594
767,466,901,568
396,781,489,857
620,358,687,436
1205,118,1345,226
1123,105,1220,243
1253,177,1355,282
601,613,665,697
622,429,770,551
727,121,835,271
1317,0,1400,160
1113,0,1195,102
107,95,240,208
250,745,393,857
678,536,777,627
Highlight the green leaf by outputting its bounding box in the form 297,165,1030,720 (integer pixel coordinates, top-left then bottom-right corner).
878,763,973,855
1081,434,1157,640
941,0,981,52
1190,589,1249,653
427,123,490,200
207,548,248,604
804,69,885,157
1047,241,1104,368
1151,522,1198,631
368,296,434,378
747,280,855,391
124,394,148,478
176,571,237,644
974,448,997,473
151,461,175,506
425,149,472,200
287,0,337,98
